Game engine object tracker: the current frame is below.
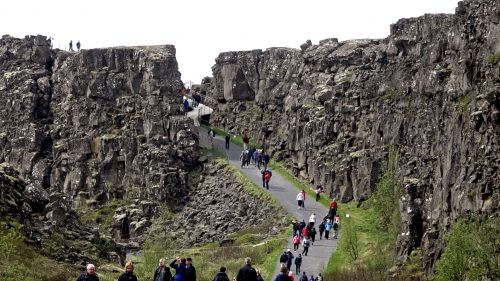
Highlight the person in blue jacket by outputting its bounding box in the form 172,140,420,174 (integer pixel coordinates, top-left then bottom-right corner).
170,257,187,281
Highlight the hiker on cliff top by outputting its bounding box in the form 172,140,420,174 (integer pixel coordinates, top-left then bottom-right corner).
76,40,81,51
118,261,138,281
242,134,249,150
183,97,190,113
154,258,173,281
69,40,74,51
76,264,99,281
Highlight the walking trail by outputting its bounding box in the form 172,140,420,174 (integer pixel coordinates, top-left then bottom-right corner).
198,127,339,279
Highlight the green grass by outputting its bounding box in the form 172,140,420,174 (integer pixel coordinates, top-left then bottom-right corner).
201,124,260,148
0,220,78,281
456,93,474,116
79,199,131,232
488,51,500,64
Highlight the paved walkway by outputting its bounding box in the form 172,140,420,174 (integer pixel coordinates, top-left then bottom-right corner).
198,127,338,279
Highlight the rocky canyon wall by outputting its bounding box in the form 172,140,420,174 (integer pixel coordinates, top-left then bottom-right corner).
205,0,499,273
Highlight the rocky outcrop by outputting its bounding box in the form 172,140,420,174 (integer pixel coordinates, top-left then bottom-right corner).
0,35,199,263
204,0,499,274
0,162,125,266
0,35,198,206
110,160,287,248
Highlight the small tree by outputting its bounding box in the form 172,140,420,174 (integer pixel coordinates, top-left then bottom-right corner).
341,217,360,261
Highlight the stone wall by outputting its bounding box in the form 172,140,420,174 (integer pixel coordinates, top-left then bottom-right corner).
204,0,499,273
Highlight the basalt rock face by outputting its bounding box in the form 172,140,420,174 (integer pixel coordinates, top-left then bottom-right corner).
205,0,499,274
0,35,199,261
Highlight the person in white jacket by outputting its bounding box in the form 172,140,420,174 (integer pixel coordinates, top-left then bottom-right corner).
308,213,316,228
296,192,305,209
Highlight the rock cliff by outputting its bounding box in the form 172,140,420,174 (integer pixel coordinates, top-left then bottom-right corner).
203,0,499,274
0,35,199,263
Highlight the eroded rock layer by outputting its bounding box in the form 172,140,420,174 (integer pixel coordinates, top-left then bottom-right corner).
204,0,500,272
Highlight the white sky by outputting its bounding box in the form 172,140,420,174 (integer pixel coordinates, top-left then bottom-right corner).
2,0,459,84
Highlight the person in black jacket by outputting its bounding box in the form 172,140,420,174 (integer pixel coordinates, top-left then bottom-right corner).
185,257,196,281
212,266,230,281
153,258,173,281
76,264,99,281
236,257,257,281
118,261,138,281
294,254,302,275
279,251,289,266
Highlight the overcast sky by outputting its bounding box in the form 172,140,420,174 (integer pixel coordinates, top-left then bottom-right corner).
2,0,459,84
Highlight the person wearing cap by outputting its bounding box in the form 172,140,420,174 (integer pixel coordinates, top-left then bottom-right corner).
185,257,196,281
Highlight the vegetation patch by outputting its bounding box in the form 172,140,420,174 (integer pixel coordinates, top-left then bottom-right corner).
0,220,77,281
434,216,500,281
456,92,474,116
487,51,500,64
79,199,131,232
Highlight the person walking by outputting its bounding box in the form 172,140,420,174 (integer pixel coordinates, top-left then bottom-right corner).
170,257,188,281
292,234,300,251
118,261,138,281
153,259,173,281
292,220,299,237
315,186,322,202
286,250,294,271
309,275,315,281
302,237,310,256
315,273,323,281
69,40,74,51
279,250,289,267
301,225,309,239
243,134,249,150
324,220,332,240
310,227,317,245
298,220,306,238
294,254,302,275
308,213,316,228
208,128,215,145
185,257,196,281
263,169,272,189
225,134,231,149
274,266,289,281
76,264,99,281
296,192,304,209
76,40,81,51
300,272,307,281
236,257,257,281
212,266,230,281
333,220,339,239
318,221,325,240
300,190,306,208
262,152,270,169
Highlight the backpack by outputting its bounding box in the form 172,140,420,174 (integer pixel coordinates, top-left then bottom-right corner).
264,171,272,181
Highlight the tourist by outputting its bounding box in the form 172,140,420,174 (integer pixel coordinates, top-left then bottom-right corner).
279,250,289,267
225,134,231,149
262,152,270,169
153,259,172,281
76,40,81,51
186,257,196,281
315,186,322,201
324,220,332,240
208,128,215,145
236,257,257,281
298,220,306,238
296,192,304,209
318,221,325,240
292,234,300,251
308,213,316,228
294,254,302,275
170,257,187,281
300,190,306,208
286,250,294,271
300,272,307,281
118,261,137,281
263,168,272,189
69,40,74,51
302,237,310,256
315,273,323,281
274,265,289,281
310,227,317,245
213,266,230,281
76,264,99,281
